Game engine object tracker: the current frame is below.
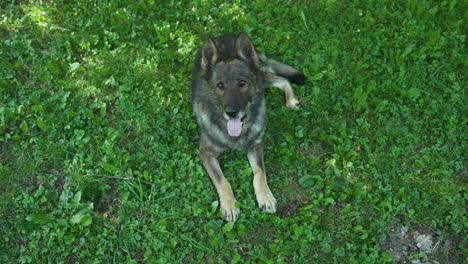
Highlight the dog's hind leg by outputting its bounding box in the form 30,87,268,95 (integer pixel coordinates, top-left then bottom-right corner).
200,145,240,222
260,56,303,108
270,75,300,108
247,143,277,214
259,53,306,85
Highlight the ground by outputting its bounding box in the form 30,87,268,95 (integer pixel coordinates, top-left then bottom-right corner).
0,0,466,263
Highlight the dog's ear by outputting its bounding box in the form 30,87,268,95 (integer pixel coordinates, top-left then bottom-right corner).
235,32,260,68
201,37,219,71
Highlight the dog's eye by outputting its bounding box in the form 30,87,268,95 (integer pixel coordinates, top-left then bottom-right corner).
216,82,224,90
238,80,247,87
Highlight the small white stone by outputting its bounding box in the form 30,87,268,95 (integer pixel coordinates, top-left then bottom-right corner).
414,234,433,253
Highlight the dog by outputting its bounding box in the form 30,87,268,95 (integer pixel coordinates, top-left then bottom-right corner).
190,32,306,221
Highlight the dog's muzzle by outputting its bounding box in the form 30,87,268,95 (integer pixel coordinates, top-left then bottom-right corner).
224,111,246,137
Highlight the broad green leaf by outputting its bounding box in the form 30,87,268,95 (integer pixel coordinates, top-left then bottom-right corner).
100,162,119,173
407,88,421,99
65,234,75,244
20,121,29,133
311,72,323,81
299,175,315,187
381,253,394,262
73,191,82,204
69,62,82,73
70,214,84,225
36,117,45,130
26,214,55,224
80,215,92,226
222,222,234,233
323,197,336,206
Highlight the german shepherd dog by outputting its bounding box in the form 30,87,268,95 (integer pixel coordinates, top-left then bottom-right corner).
191,32,306,221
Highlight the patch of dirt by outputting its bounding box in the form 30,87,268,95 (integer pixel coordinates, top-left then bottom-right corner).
279,179,310,218
380,224,463,264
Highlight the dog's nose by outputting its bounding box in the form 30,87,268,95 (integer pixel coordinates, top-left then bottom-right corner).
225,110,239,118
225,104,240,118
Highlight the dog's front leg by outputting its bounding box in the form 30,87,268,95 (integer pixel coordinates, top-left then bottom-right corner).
200,147,240,222
247,143,277,213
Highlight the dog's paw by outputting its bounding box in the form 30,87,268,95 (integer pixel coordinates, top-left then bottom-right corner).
220,201,240,222
286,96,299,109
256,190,277,214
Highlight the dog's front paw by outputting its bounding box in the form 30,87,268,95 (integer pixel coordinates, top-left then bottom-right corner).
220,200,240,222
256,190,277,214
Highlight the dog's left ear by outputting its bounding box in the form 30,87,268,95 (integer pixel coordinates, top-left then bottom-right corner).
201,37,219,72
235,32,260,68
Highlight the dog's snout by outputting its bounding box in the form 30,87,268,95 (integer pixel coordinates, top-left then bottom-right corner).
224,104,240,118
225,110,239,118
226,111,239,118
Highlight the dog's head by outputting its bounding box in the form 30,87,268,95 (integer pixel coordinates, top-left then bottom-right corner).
200,32,264,137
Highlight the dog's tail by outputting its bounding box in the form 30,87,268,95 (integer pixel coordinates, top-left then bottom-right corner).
259,53,307,85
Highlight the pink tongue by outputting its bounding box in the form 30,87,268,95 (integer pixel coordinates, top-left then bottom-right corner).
227,118,242,137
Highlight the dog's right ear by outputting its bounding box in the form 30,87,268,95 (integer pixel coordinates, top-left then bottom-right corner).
201,38,219,71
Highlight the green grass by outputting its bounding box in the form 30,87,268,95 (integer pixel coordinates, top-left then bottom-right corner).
0,0,466,263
